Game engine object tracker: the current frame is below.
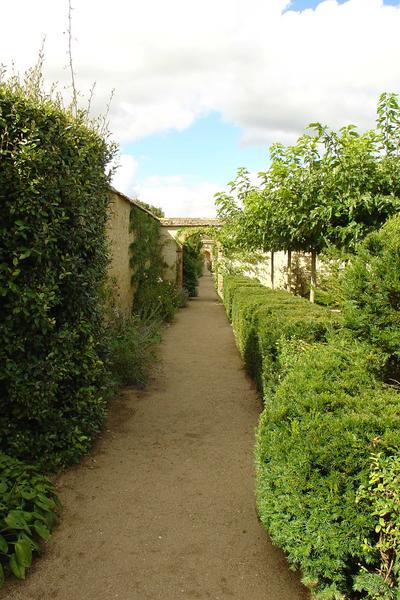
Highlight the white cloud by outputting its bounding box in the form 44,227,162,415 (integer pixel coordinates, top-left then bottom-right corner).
136,176,220,217
1,0,399,147
111,153,139,196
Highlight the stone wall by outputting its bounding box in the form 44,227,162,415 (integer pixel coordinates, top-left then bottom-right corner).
106,189,136,315
106,188,182,315
159,225,182,286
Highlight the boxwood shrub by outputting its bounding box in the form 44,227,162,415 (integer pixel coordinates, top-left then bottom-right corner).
0,83,115,471
223,275,339,391
256,337,400,599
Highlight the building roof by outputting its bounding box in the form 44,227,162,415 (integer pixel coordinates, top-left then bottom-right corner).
109,186,160,220
160,218,223,227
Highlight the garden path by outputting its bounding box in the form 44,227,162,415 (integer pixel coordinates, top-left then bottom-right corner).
4,273,308,600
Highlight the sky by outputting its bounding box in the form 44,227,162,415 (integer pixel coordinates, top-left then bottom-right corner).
1,0,400,216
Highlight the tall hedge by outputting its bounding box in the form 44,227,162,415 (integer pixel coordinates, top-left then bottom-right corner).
0,84,114,471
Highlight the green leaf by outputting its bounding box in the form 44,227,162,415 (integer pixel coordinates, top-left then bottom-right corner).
0,535,8,554
9,554,26,580
15,539,32,568
20,487,36,501
34,522,50,541
5,511,31,532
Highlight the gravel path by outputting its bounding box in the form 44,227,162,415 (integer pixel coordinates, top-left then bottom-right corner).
3,274,308,600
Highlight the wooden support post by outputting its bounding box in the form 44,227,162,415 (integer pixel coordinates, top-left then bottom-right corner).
310,249,317,303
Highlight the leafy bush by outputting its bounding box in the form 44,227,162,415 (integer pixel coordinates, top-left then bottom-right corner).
0,82,114,471
183,234,204,296
256,337,400,599
106,313,161,389
342,214,400,381
0,453,60,586
133,280,180,323
224,275,339,391
354,453,400,599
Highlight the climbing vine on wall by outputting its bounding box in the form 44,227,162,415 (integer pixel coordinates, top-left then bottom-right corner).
129,206,178,321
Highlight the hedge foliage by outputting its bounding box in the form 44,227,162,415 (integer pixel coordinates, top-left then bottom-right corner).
223,257,400,598
256,337,400,599
223,275,339,391
0,453,60,586
342,214,400,382
0,83,114,471
183,233,204,297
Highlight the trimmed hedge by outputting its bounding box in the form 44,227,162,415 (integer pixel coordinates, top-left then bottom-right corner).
223,275,339,391
256,337,400,599
223,274,400,598
0,84,114,471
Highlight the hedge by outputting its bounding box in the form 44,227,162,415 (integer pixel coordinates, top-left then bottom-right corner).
223,273,400,597
342,214,400,383
256,337,400,599
0,83,114,471
223,275,339,391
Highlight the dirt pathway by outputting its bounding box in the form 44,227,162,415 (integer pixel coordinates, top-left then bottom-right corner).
4,274,308,600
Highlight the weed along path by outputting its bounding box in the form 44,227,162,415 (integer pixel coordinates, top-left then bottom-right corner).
4,274,308,600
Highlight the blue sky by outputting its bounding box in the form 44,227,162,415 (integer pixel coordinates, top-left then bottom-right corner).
121,113,269,189
288,0,399,8
118,0,400,202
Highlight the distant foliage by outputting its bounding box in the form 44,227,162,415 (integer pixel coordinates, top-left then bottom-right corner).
130,206,180,321
183,233,204,296
0,453,60,586
0,82,115,471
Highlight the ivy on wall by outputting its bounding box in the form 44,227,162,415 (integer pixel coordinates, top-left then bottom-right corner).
129,206,178,320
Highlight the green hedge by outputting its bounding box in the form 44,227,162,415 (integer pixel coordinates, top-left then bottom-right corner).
342,214,400,382
256,337,400,599
0,84,114,471
223,275,339,391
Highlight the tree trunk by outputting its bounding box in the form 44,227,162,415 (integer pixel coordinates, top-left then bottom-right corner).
270,251,274,290
287,250,292,293
310,249,317,303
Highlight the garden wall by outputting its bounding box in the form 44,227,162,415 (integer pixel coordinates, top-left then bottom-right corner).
107,187,182,314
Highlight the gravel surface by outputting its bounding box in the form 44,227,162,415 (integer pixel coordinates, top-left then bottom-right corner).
3,274,308,600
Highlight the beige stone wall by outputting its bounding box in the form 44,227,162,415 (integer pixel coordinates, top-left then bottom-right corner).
106,190,183,314
160,226,181,285
106,190,136,316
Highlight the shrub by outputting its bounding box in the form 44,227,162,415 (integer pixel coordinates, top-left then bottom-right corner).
222,275,261,320
224,275,339,391
354,453,400,599
106,313,161,389
256,337,400,599
133,280,180,323
183,234,204,296
0,82,114,471
0,453,60,586
342,214,400,381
